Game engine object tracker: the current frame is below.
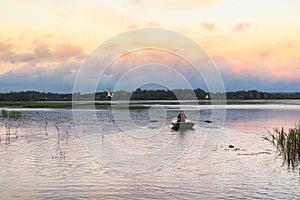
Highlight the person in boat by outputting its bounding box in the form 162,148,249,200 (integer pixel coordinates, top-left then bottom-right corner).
177,111,187,122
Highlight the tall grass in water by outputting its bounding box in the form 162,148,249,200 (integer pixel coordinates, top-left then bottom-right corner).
1,109,21,120
264,125,300,167
1,109,8,118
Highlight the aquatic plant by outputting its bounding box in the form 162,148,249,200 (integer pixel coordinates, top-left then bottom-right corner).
1,109,8,118
0,101,151,110
54,122,60,144
264,125,300,167
9,111,21,119
1,109,21,119
5,124,10,145
111,105,150,110
45,121,48,136
0,101,73,108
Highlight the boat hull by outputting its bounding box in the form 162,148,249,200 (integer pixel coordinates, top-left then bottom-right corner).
171,118,194,130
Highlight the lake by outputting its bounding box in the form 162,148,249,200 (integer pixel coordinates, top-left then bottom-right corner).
0,100,300,199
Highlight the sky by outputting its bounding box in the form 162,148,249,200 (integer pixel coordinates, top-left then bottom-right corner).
0,0,300,93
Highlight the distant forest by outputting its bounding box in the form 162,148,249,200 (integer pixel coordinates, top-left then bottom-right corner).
0,89,300,101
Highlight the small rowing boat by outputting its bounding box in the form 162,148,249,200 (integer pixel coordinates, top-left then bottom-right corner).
171,118,195,130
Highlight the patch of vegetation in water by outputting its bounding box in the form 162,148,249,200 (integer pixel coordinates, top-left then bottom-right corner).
0,101,149,110
1,109,21,119
0,101,73,108
128,105,150,110
111,105,150,110
1,109,8,118
264,124,300,168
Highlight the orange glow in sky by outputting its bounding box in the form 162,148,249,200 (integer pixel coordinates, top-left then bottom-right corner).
1,0,299,92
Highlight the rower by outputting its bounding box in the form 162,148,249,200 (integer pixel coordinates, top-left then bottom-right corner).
177,111,187,122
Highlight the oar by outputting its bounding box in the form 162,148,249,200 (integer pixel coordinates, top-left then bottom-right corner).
150,119,213,123
150,118,174,123
193,119,213,123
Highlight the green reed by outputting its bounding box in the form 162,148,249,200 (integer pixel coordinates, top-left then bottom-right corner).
1,109,21,119
1,109,8,118
9,111,21,119
264,125,300,167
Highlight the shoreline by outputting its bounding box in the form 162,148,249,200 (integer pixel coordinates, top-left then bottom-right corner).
0,101,149,110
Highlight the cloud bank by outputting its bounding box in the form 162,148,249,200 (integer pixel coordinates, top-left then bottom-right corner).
1,45,299,93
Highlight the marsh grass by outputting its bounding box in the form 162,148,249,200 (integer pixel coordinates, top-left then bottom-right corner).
1,109,21,119
9,111,21,119
5,124,11,145
264,125,300,168
1,109,8,118
113,105,150,110
0,101,148,109
0,101,73,108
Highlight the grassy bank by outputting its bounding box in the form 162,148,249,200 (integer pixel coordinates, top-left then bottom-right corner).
0,101,149,110
264,125,300,167
0,101,74,108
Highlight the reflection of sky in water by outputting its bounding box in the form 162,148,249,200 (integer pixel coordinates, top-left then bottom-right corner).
224,108,300,133
1,101,300,199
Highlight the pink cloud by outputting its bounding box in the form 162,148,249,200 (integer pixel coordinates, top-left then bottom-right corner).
285,40,294,49
211,54,225,63
34,44,51,58
259,51,270,58
201,23,215,31
268,65,299,80
114,49,190,70
55,11,67,19
232,62,258,75
128,24,139,30
0,41,85,65
147,21,157,27
231,60,300,81
128,0,142,7
0,42,12,52
53,44,84,59
234,22,250,31
141,0,223,10
277,40,296,49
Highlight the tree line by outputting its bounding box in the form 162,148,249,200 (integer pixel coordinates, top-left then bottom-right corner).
0,89,300,101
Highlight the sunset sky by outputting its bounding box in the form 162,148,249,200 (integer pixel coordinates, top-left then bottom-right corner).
1,0,300,93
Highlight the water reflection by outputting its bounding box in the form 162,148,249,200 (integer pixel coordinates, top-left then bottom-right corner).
0,102,300,199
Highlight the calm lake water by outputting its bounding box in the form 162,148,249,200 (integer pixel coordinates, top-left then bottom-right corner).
1,100,300,199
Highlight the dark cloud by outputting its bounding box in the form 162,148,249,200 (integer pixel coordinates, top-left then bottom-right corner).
1,41,299,93
220,66,300,92
0,39,84,92
0,62,79,93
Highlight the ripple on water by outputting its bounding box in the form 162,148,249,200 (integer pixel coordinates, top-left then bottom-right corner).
1,107,300,199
